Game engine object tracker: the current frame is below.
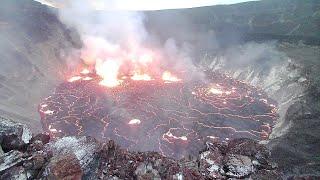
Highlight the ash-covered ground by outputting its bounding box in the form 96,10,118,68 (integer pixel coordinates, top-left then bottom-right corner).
39,70,277,159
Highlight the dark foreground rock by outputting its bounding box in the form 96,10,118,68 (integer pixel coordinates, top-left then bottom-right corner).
0,117,32,152
0,150,24,174
0,117,283,179
41,152,83,180
0,119,281,180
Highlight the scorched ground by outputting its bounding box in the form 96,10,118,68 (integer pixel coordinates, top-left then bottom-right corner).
39,69,277,159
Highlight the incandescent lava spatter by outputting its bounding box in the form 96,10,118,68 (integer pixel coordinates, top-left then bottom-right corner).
39,70,277,159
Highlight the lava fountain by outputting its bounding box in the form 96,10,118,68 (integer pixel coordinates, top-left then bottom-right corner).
39,50,277,159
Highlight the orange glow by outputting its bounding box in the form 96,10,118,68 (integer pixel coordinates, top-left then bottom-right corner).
44,110,54,115
138,54,153,65
96,59,121,87
83,77,92,81
80,69,90,74
68,76,82,82
225,91,232,95
131,73,153,81
164,131,189,141
162,71,181,82
209,88,223,95
180,136,188,141
128,119,141,125
48,125,60,133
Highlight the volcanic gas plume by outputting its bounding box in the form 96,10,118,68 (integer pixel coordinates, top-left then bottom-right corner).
39,58,277,158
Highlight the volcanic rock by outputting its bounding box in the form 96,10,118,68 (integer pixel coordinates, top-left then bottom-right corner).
223,154,255,178
135,163,161,180
199,149,224,179
26,140,45,153
287,175,320,180
0,117,32,152
0,0,82,134
45,136,99,169
0,0,319,179
26,134,50,154
0,150,24,174
0,118,281,179
23,151,47,170
31,133,50,144
227,138,269,158
40,152,83,180
180,155,203,179
250,169,283,180
227,138,273,169
0,145,4,156
0,166,28,180
22,151,48,179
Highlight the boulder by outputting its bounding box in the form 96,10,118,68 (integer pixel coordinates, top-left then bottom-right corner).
199,149,224,179
0,166,27,180
0,150,24,174
27,140,45,153
40,152,83,180
44,136,99,169
223,154,255,178
0,117,32,151
135,163,161,180
23,151,47,170
31,133,50,144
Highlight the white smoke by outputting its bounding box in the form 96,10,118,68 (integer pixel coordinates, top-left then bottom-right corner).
57,1,146,61
56,0,199,80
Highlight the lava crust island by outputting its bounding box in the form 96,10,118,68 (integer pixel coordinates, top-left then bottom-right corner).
39,69,277,159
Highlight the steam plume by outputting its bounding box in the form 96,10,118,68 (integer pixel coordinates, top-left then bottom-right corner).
56,0,199,81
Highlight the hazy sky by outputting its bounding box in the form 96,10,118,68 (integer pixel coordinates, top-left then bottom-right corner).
36,0,258,10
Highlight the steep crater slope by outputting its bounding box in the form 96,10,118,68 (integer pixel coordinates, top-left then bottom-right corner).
199,43,320,176
0,0,81,132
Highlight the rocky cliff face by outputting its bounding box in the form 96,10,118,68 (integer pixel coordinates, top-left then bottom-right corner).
145,0,320,47
199,43,312,138
146,1,320,177
199,43,320,178
0,0,81,132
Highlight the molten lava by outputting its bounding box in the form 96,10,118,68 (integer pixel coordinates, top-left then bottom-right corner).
80,69,90,74
96,59,122,87
68,76,82,82
162,71,181,82
209,88,223,95
39,68,277,159
128,119,141,125
131,73,154,81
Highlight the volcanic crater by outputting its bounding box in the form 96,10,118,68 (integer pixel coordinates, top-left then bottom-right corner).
39,69,277,159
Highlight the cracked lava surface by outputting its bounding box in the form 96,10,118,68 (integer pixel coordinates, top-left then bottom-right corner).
39,70,277,159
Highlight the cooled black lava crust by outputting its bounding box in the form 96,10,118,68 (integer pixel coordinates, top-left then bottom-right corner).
39,71,277,159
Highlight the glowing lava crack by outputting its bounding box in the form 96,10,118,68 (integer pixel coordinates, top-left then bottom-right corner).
39,70,277,159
